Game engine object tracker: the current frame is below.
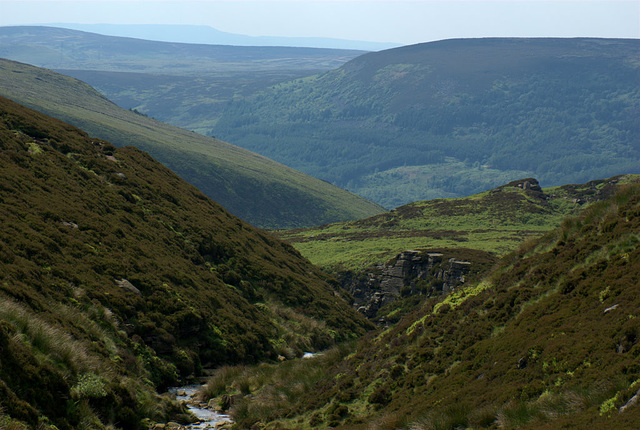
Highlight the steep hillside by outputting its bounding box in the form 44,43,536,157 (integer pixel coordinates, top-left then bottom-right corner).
213,38,640,207
0,96,372,429
276,176,639,271
58,68,318,134
202,182,640,430
0,58,384,228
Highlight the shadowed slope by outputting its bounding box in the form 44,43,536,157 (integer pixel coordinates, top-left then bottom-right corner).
0,96,372,429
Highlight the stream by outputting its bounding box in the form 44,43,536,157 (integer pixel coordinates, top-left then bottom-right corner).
169,385,233,429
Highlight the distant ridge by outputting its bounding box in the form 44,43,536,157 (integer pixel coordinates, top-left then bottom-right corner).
0,58,385,228
0,26,366,73
45,23,401,51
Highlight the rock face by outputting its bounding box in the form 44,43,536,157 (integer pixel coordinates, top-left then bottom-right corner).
345,250,471,319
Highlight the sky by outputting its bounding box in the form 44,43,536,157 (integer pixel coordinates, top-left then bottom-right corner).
0,1,638,45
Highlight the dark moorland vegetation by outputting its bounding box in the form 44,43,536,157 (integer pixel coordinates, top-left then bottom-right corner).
212,38,640,207
202,182,640,429
0,96,372,429
0,58,384,228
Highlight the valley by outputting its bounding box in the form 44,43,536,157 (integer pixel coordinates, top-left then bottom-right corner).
0,25,639,430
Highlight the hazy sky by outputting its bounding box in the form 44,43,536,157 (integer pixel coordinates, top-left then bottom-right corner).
1,1,638,45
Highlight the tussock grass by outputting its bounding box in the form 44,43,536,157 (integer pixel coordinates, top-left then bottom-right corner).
0,299,99,375
200,342,356,427
406,382,630,430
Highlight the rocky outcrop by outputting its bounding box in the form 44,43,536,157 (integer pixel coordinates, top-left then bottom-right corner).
345,250,471,319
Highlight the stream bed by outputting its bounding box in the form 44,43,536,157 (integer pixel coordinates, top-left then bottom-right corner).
169,386,233,429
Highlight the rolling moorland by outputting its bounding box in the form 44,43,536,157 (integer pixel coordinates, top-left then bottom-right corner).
0,26,364,73
212,38,640,207
0,95,373,429
1,29,639,430
45,23,400,51
2,29,636,210
0,58,384,229
198,181,640,430
0,25,365,133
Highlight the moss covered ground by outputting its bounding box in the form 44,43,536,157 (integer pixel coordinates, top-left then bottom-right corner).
276,176,639,272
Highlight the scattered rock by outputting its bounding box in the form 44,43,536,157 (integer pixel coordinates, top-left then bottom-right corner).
517,356,528,369
345,250,471,319
604,303,619,313
619,387,640,414
115,278,142,296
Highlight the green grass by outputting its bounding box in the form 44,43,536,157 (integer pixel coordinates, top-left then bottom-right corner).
0,58,384,228
276,176,639,271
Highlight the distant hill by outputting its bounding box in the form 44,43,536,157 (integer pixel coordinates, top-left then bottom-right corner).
0,59,384,228
0,25,369,135
46,23,400,51
0,95,372,429
201,181,640,429
0,25,366,73
211,38,640,208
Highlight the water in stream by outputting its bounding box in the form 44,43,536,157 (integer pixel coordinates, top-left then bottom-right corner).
169,386,233,429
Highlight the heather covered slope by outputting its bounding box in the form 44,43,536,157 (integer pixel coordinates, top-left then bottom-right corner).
213,38,640,207
0,58,384,228
0,96,371,429
204,184,640,429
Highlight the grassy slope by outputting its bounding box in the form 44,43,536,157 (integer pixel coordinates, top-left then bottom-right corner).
0,58,384,228
0,96,372,429
210,182,640,430
212,38,640,207
275,176,640,271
